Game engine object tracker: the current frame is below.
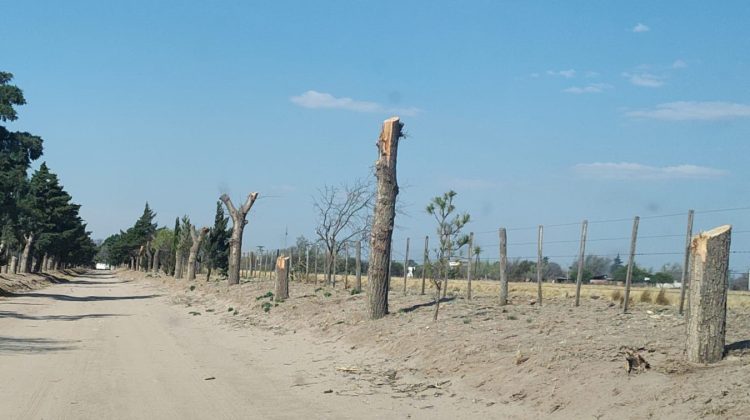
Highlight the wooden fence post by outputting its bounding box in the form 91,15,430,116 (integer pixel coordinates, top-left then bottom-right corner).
686,225,731,363
305,247,310,283
275,256,290,302
499,228,508,305
622,216,640,313
314,248,319,286
467,232,474,300
332,247,337,288
574,220,588,307
536,225,543,306
403,237,410,294
355,240,362,292
344,242,349,289
421,236,428,295
679,209,695,315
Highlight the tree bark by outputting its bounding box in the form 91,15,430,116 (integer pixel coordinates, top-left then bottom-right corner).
41,254,49,272
186,227,209,280
221,192,259,286
686,225,731,364
174,254,184,279
144,243,152,274
152,249,160,273
275,256,290,301
10,255,18,274
20,232,34,274
367,117,403,320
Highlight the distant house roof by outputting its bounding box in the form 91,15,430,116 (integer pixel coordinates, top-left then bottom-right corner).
590,274,609,280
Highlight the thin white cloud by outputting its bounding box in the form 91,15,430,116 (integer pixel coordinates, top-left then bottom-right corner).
547,69,576,78
574,162,727,180
623,72,664,87
563,83,612,94
585,71,600,78
672,59,688,69
290,90,421,116
626,101,750,121
633,23,650,33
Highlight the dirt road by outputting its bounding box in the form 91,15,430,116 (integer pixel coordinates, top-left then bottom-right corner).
0,271,475,419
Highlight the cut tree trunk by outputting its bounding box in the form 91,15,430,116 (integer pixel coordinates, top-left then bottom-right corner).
20,232,34,274
686,225,731,364
367,117,403,320
186,226,209,280
152,249,160,273
41,254,49,272
221,192,259,286
174,254,184,279
10,255,18,274
275,256,290,302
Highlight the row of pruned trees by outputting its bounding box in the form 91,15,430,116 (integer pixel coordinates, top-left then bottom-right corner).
0,72,97,273
98,201,232,281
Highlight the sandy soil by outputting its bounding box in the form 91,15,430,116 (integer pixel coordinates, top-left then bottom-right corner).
0,270,492,419
138,270,750,419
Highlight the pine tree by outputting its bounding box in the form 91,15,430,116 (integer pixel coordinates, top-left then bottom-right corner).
0,72,43,264
170,217,180,275
207,201,230,279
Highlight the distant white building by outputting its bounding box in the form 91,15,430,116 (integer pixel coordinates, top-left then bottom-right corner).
95,263,111,270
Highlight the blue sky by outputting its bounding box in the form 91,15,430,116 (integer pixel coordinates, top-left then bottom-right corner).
3,1,750,273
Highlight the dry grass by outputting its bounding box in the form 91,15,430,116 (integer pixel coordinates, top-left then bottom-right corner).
655,288,670,305
243,270,750,309
611,289,623,302
640,289,653,303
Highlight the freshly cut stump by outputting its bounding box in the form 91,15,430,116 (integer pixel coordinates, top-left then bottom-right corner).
686,225,731,364
275,256,290,302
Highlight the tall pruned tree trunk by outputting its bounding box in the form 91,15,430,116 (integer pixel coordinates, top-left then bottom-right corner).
20,232,34,274
186,226,209,281
174,255,184,279
9,255,18,274
144,243,152,274
152,249,160,273
41,254,49,272
367,117,404,320
221,192,259,286
686,225,731,364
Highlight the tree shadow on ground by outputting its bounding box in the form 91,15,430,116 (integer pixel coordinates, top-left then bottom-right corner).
4,292,161,302
397,296,456,314
0,311,129,321
0,336,79,354
725,340,750,355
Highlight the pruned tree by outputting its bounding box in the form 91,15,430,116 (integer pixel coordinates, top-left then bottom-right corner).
314,179,373,287
220,192,259,285
186,226,209,280
367,117,404,319
426,190,470,320
174,216,192,279
150,227,174,274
